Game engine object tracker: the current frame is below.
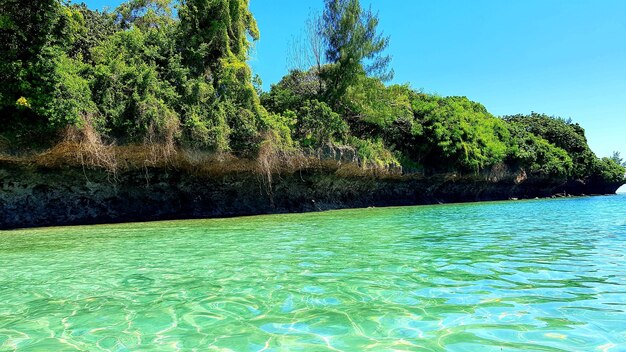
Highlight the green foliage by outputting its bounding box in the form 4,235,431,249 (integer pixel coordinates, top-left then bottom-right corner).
177,0,263,152
0,0,621,191
321,0,393,107
178,78,229,150
217,56,258,111
592,157,626,184
411,95,509,172
504,113,595,178
610,151,625,167
504,114,626,183
261,70,350,149
116,0,174,31
0,0,68,113
261,69,322,114
506,122,573,177
90,27,179,141
47,55,97,127
344,76,412,127
0,0,63,147
259,111,295,149
293,100,347,148
68,4,118,63
178,0,259,77
347,137,400,170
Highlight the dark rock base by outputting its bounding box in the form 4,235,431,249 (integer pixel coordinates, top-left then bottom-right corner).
1,162,622,229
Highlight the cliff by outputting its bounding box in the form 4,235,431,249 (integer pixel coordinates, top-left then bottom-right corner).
1,159,622,229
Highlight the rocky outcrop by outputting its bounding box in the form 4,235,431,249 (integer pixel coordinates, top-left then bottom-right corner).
0,160,623,229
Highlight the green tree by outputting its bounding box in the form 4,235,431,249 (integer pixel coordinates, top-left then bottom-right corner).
592,157,626,184
178,0,259,78
261,69,321,114
90,27,179,142
321,0,393,107
348,136,400,170
0,0,67,112
116,0,174,31
610,151,625,167
505,122,573,177
68,4,119,63
178,0,265,152
344,76,412,127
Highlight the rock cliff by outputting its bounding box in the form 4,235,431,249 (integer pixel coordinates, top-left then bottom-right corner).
0,160,622,229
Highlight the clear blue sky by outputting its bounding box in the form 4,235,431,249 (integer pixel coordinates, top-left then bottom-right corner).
80,0,625,160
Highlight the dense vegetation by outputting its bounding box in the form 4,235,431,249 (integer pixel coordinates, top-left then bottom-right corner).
1,0,624,185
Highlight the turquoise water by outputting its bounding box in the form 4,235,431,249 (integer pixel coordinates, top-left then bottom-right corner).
1,196,626,351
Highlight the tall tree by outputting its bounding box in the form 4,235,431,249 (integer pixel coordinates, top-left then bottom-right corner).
321,0,393,107
178,0,259,78
611,151,625,167
286,11,326,95
177,0,262,151
287,11,325,72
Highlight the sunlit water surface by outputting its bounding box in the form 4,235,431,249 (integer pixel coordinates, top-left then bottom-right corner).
1,195,626,351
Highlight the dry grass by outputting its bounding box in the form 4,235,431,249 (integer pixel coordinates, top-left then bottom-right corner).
254,134,312,200
142,118,180,167
1,125,405,182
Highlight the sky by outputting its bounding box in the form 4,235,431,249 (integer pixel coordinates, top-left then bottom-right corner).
81,0,625,162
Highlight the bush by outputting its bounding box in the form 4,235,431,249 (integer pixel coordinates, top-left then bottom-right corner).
411,95,509,172
592,157,626,184
260,69,322,114
504,113,596,178
348,137,400,171
294,100,347,148
506,122,573,177
343,76,412,127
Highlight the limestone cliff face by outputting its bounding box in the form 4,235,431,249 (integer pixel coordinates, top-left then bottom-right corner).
0,161,622,229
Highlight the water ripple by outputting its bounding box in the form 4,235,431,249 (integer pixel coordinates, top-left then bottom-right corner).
1,195,626,350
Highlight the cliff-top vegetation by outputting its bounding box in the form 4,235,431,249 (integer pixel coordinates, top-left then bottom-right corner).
1,0,624,185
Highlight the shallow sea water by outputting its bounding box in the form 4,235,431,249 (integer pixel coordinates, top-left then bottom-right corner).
1,195,626,351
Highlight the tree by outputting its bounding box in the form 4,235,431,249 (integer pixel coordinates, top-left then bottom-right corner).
293,99,347,148
610,151,625,167
287,11,326,94
68,4,118,63
177,0,265,152
0,0,66,111
178,0,259,78
344,76,412,127
115,0,174,31
506,122,573,177
261,69,321,114
321,0,393,107
593,157,626,184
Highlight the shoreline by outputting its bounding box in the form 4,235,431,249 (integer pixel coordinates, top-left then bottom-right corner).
4,193,623,232
1,160,623,230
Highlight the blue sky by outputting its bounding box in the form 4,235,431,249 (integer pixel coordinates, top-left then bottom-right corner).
80,0,625,161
